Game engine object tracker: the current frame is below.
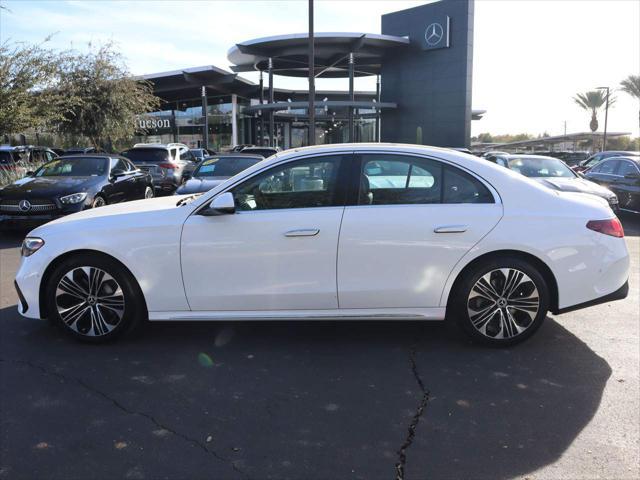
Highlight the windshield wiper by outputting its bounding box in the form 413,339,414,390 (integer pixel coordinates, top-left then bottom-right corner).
176,194,200,207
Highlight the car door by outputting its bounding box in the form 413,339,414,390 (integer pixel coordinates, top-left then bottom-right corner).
122,158,147,198
337,153,503,309
104,158,135,203
180,153,349,312
585,159,620,187
614,160,640,212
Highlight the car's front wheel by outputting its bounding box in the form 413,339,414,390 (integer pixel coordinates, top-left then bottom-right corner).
45,254,145,343
451,256,549,346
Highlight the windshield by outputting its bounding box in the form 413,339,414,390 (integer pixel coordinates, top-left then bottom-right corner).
508,157,576,178
194,156,261,178
34,157,108,177
121,148,169,164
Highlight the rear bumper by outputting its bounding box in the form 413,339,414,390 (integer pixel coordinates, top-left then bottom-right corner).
555,280,629,314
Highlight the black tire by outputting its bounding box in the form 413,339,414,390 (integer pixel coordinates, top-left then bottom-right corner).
44,253,146,343
449,256,549,347
92,195,107,208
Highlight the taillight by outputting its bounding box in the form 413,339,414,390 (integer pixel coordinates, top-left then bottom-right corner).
586,218,624,238
158,163,176,170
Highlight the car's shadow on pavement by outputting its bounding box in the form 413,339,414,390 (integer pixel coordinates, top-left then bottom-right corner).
1,307,611,480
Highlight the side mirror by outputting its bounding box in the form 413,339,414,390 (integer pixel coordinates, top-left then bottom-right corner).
110,169,126,179
182,172,192,182
26,171,34,176
200,192,235,216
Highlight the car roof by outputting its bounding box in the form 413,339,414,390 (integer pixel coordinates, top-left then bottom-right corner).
206,153,263,159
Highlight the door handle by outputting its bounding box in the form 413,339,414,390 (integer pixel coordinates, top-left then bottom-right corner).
284,229,320,237
434,225,468,233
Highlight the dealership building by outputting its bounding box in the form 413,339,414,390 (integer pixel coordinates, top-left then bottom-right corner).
135,0,480,151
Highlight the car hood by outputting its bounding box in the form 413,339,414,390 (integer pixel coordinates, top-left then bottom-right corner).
176,177,228,195
534,177,616,199
0,176,101,198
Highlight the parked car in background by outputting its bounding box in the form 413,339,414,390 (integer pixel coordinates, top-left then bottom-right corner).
487,154,619,210
0,146,58,180
176,154,263,195
573,151,640,173
190,148,216,163
15,144,628,346
584,156,640,214
539,151,590,167
231,144,254,153
0,155,153,227
482,151,508,159
238,146,280,158
121,143,197,194
62,147,106,156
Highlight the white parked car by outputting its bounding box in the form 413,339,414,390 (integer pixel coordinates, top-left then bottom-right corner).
15,144,630,346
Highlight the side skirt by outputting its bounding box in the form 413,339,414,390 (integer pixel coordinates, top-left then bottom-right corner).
148,307,447,322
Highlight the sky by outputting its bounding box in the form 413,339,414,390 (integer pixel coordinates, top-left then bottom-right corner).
1,0,639,138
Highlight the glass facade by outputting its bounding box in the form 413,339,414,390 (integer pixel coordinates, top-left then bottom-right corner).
134,95,251,151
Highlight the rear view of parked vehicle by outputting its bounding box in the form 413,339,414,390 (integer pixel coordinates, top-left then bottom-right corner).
15,144,629,347
121,143,197,194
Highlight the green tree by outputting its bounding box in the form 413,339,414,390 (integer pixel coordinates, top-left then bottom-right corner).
56,42,160,149
619,74,640,130
573,90,615,132
0,39,66,137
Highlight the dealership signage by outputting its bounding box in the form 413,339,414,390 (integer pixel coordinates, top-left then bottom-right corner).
136,116,172,130
423,15,450,50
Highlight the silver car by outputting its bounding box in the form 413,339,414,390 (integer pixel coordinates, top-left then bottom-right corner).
121,143,198,194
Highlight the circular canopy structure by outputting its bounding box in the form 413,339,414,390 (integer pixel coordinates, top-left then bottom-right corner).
227,32,410,78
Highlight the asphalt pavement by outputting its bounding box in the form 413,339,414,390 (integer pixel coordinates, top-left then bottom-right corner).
0,215,638,480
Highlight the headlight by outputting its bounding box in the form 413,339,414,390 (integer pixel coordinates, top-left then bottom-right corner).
21,237,45,257
59,192,88,204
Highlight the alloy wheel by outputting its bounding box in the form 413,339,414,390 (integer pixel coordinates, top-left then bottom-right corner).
93,196,106,208
144,187,154,199
55,266,125,336
467,268,540,340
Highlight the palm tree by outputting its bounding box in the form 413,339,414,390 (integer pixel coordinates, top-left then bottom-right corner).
573,90,615,132
619,74,640,129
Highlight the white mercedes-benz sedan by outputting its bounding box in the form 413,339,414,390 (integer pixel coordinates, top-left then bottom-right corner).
15,144,630,346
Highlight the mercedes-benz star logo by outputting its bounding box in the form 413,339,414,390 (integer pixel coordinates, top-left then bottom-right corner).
425,22,444,46
18,200,31,212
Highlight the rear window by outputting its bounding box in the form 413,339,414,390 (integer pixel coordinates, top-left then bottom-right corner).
121,148,169,164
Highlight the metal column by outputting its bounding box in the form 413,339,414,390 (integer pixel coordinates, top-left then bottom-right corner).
201,86,208,149
268,57,274,147
259,71,265,146
375,75,381,142
308,0,315,146
231,94,238,148
348,52,354,142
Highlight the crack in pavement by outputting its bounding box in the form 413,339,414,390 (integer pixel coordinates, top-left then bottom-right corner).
0,358,251,480
395,346,430,480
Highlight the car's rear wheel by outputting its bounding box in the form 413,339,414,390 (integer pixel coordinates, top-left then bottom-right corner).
451,257,549,346
144,186,154,199
45,254,145,343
